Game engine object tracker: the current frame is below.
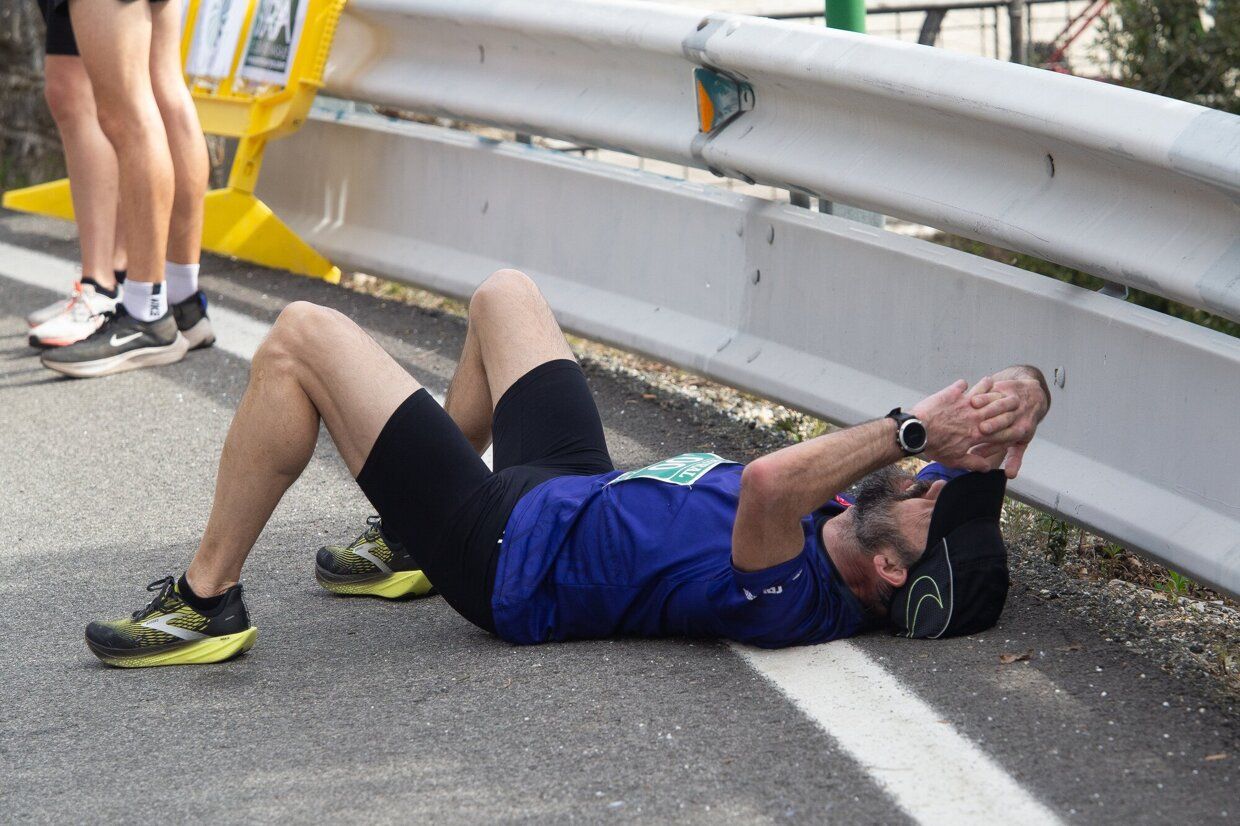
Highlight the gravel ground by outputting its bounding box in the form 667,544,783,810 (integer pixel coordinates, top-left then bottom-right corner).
342,273,1240,712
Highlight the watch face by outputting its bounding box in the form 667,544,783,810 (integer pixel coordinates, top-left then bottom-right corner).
902,420,928,452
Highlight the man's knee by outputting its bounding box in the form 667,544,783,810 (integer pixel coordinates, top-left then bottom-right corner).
94,98,162,149
43,60,94,126
258,301,339,370
470,269,541,317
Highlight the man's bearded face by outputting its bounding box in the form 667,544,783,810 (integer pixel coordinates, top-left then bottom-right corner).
848,467,933,567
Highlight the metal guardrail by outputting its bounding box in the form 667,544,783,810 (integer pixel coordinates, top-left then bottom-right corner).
259,111,1240,598
322,0,1240,323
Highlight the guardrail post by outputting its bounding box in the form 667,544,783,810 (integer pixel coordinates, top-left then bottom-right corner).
1008,0,1028,63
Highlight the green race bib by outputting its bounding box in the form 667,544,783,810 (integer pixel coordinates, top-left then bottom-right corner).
608,453,736,487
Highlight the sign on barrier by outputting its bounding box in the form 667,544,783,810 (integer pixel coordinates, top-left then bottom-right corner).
2,0,344,282
236,0,311,87
186,0,249,82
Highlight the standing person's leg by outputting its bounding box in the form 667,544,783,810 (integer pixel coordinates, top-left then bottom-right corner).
43,57,120,292
42,0,188,376
24,5,124,340
67,0,170,288
112,199,128,276
149,0,208,304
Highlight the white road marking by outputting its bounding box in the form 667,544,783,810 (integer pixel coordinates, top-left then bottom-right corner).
0,237,1056,824
735,642,1063,825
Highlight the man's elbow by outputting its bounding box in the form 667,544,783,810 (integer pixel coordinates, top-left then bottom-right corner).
740,458,786,508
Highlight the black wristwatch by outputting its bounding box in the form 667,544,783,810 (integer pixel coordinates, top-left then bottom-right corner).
886,408,927,456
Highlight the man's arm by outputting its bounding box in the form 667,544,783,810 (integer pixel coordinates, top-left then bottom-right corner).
731,377,1020,572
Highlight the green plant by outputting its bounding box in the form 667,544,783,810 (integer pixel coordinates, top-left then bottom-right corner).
1097,0,1240,115
1099,543,1125,559
1154,569,1195,595
1037,512,1075,565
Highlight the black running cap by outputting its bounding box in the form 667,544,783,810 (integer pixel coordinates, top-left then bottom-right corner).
889,470,1010,639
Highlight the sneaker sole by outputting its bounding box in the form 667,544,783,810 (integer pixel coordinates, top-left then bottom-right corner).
86,626,258,668
314,566,435,599
41,333,190,379
180,316,216,350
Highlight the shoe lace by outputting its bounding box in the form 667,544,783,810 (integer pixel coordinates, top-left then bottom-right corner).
56,281,86,314
355,515,383,547
76,304,125,343
131,576,179,620
70,284,117,322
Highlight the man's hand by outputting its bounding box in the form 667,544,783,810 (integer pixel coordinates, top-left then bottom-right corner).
967,365,1051,478
910,377,1022,472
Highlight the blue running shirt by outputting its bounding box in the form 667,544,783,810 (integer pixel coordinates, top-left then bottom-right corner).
492,453,882,648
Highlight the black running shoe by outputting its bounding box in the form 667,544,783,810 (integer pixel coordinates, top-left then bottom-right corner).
85,576,257,668
315,516,435,599
41,304,187,378
172,290,216,350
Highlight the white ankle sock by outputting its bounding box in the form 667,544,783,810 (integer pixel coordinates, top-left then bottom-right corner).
121,280,168,322
165,262,200,304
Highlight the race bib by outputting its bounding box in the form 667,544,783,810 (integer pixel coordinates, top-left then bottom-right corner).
608,453,736,487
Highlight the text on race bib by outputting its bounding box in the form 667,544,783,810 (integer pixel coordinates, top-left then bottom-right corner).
608,453,736,487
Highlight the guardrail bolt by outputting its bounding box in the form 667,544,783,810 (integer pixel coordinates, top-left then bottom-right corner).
1054,366,1066,388
753,269,761,284
767,225,775,244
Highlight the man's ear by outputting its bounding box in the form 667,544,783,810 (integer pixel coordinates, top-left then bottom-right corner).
872,551,909,589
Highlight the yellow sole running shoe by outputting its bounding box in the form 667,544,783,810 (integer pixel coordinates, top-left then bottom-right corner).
85,576,257,668
315,515,436,600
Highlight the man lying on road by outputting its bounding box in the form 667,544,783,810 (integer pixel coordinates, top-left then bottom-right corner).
85,270,1050,666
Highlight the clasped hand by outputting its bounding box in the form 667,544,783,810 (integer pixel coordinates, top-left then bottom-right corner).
911,368,1050,478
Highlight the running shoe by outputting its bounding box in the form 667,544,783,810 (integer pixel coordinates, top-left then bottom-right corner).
85,576,257,668
40,304,188,378
172,290,216,351
315,515,435,599
28,281,121,348
26,285,77,328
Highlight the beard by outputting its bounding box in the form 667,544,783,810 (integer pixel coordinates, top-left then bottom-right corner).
847,467,926,566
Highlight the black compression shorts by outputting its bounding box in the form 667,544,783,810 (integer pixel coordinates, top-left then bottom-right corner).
40,0,172,57
39,0,78,56
356,359,614,633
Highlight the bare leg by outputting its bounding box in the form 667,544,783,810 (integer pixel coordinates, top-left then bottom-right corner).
186,303,420,596
188,271,574,595
43,56,120,290
443,320,493,453
69,0,172,285
112,198,128,274
150,0,208,266
443,269,576,452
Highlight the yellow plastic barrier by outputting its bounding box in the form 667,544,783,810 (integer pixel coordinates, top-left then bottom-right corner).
3,0,345,282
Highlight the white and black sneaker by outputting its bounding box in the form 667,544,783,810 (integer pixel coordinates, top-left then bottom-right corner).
40,305,188,378
171,291,216,351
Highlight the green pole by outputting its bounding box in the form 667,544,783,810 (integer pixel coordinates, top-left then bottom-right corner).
821,0,884,227
825,0,866,33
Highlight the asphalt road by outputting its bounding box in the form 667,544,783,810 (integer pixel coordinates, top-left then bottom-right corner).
0,211,1235,824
